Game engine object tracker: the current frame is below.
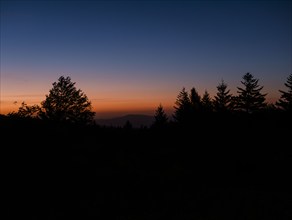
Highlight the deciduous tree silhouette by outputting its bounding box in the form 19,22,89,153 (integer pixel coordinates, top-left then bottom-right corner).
153,104,168,128
173,87,192,124
276,73,292,112
213,80,233,113
236,73,267,113
8,102,40,118
39,76,95,124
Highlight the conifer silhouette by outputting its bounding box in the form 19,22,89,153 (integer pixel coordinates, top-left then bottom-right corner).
123,120,133,129
190,87,202,113
153,104,168,128
173,87,192,124
276,73,292,112
236,73,267,113
201,90,213,112
213,80,232,113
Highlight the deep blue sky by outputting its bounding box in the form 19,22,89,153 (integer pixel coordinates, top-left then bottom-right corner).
1,0,291,117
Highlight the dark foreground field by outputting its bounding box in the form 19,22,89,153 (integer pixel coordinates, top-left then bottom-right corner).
2,114,292,219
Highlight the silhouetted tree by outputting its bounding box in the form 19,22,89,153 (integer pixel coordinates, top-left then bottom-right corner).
264,103,278,114
123,120,133,130
201,90,213,112
236,73,267,113
8,102,40,118
189,87,202,113
153,104,168,128
276,73,292,112
213,80,233,113
173,87,192,124
39,76,95,124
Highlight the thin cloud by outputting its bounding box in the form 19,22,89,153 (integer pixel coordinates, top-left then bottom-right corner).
1,94,45,98
91,98,142,103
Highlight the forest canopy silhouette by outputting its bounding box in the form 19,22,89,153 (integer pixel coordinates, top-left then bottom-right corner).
2,73,292,219
5,72,292,127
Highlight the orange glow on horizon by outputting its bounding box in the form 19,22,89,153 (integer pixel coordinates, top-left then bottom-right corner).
1,93,280,119
0,95,175,118
0,73,282,118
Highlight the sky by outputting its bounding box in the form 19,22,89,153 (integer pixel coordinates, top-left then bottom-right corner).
1,0,291,118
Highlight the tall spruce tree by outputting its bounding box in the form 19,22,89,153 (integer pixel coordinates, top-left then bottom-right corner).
153,104,168,128
201,90,213,113
276,73,292,112
173,87,192,124
236,73,267,113
213,80,232,113
190,87,202,113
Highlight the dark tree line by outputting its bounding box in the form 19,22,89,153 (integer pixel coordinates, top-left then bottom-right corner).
3,73,292,219
6,72,292,127
155,72,292,126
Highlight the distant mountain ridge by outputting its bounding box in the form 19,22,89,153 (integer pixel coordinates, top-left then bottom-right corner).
95,114,154,128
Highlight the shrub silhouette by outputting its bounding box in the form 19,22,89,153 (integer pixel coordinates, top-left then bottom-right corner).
8,102,40,118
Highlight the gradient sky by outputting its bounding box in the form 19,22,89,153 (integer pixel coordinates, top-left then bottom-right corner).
1,0,291,118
